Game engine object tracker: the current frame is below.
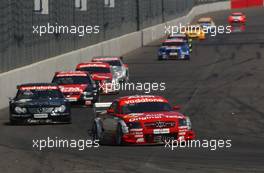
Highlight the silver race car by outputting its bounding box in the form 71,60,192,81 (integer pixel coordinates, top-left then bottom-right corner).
92,56,129,83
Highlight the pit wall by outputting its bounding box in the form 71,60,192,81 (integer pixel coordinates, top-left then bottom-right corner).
0,1,230,109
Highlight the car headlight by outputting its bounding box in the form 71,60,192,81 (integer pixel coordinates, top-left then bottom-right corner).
179,117,192,130
126,122,142,129
14,107,27,114
54,105,66,113
115,71,122,77
186,116,192,130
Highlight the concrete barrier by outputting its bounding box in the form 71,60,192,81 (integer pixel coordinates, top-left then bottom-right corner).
142,1,230,45
0,1,230,109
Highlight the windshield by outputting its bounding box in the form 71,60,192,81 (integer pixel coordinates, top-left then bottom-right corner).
16,89,64,100
121,102,172,114
162,42,184,47
232,14,242,16
104,60,121,66
198,22,211,25
168,36,187,41
52,76,92,85
78,67,110,73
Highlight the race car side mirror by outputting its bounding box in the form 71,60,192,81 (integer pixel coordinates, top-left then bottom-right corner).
8,97,14,101
124,64,128,68
107,108,114,114
173,105,181,111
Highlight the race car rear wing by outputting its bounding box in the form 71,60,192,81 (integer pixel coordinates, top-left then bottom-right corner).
93,102,112,115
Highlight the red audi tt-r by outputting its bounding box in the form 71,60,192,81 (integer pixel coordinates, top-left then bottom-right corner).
92,95,195,145
228,12,246,24
76,62,118,94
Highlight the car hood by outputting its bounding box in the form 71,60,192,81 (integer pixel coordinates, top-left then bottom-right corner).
161,46,181,50
90,73,112,81
112,66,123,72
13,98,66,107
122,111,185,123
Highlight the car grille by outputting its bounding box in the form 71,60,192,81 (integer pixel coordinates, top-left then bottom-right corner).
170,49,177,52
145,133,178,143
144,121,176,129
28,107,54,114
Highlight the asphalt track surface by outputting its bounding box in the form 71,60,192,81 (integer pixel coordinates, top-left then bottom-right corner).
1,7,264,173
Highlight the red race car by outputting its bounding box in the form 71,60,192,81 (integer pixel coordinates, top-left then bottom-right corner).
92,56,129,82
76,62,118,94
52,71,99,105
228,12,246,24
92,95,195,145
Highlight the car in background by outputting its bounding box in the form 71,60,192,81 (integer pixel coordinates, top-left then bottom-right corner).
52,71,99,105
9,83,71,124
228,12,246,24
92,56,129,82
197,17,216,32
184,25,206,40
167,33,193,52
76,62,119,94
158,39,190,60
92,95,195,145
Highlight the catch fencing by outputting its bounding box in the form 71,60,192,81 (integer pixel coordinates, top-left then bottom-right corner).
0,0,228,73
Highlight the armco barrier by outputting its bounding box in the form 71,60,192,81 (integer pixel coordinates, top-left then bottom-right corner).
0,1,230,109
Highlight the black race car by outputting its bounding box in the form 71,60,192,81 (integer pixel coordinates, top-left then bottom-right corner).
9,83,71,124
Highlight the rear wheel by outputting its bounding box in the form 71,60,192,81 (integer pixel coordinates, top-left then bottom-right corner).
158,57,163,61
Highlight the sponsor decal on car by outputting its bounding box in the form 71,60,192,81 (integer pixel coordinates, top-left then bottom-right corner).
153,128,170,134
123,98,166,105
128,114,183,122
78,64,108,68
20,86,58,90
60,87,83,93
56,73,87,77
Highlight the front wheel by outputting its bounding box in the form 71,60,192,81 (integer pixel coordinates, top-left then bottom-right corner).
115,124,124,145
91,122,99,141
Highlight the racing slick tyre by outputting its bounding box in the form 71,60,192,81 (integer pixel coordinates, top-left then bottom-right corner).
66,117,72,124
115,124,124,146
92,95,100,104
92,122,112,145
123,76,129,83
9,119,21,125
185,56,190,60
91,122,99,141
